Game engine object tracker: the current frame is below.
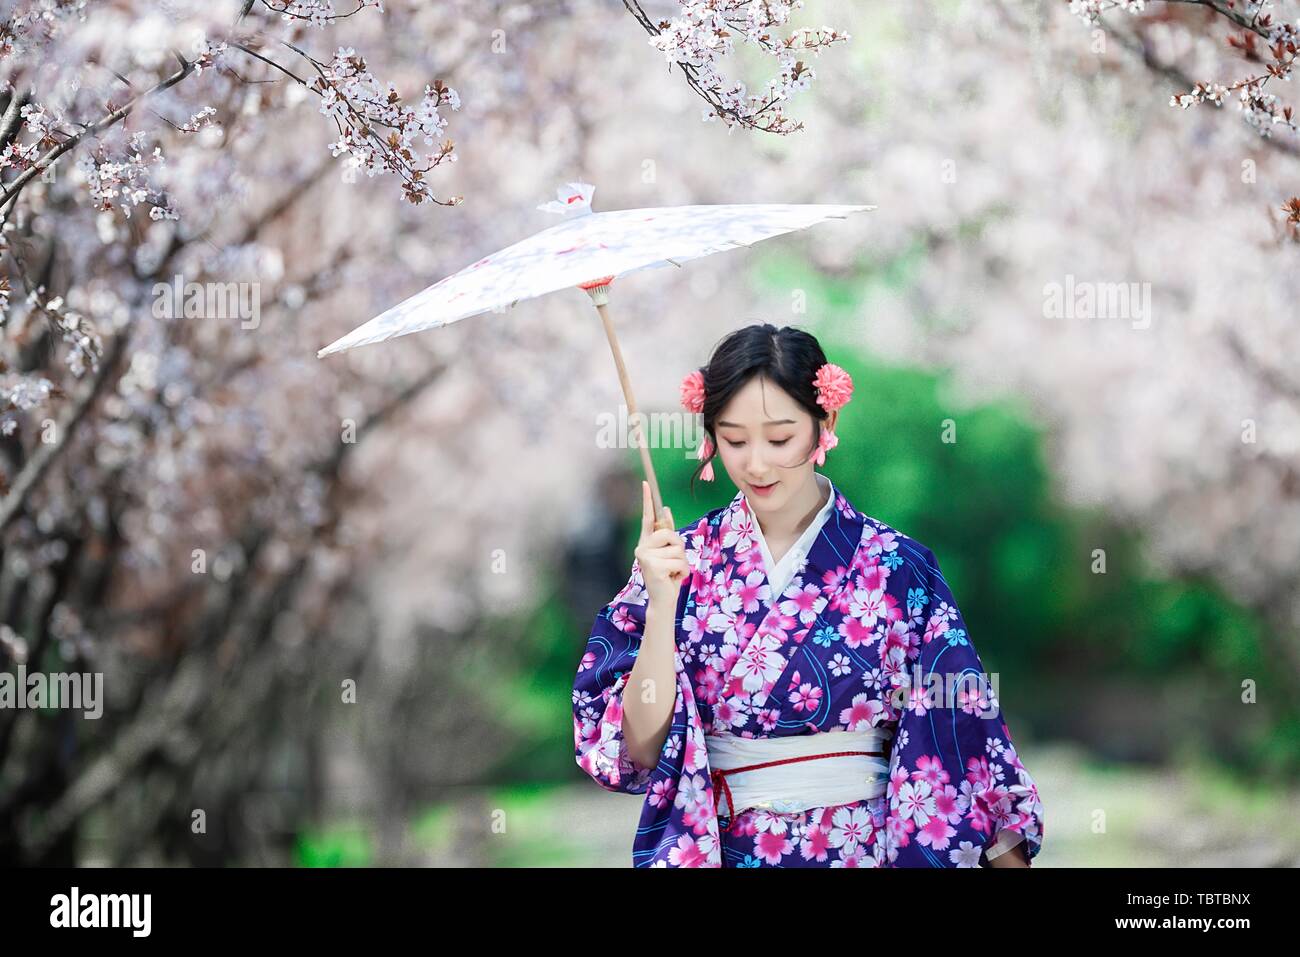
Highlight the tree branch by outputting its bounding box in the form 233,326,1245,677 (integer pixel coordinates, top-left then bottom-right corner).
0,52,195,213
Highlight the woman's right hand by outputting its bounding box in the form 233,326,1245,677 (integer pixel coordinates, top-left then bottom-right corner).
634,480,689,609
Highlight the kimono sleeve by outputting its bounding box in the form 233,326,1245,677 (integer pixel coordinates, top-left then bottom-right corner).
571,557,655,794
883,545,1046,867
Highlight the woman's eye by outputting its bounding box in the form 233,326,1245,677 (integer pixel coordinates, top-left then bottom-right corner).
724,438,790,448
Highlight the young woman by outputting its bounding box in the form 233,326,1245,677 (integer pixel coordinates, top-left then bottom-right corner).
572,324,1045,868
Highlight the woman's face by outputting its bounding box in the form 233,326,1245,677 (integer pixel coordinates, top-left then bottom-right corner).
713,375,836,515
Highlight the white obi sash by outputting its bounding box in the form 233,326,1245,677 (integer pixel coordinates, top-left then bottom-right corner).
705,727,894,823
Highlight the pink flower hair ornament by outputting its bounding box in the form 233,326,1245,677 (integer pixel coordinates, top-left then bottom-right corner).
812,363,854,412
679,362,852,480
680,369,706,414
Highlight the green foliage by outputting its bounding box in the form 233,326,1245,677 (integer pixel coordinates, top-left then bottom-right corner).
293,825,371,867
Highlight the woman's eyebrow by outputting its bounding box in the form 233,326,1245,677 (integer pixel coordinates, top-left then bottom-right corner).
717,418,797,427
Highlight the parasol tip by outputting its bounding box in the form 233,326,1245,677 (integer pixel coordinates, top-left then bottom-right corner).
538,181,596,217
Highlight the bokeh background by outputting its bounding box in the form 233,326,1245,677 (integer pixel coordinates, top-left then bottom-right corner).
0,0,1297,866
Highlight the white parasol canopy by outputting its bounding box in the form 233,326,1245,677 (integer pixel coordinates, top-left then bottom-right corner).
316,183,876,528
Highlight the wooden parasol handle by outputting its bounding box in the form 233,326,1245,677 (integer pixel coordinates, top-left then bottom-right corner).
581,278,673,532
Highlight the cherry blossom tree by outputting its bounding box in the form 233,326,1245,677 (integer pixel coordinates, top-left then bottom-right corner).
0,0,477,865
1065,0,1300,231
622,0,849,133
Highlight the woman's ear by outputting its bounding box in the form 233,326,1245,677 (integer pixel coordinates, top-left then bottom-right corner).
828,409,839,433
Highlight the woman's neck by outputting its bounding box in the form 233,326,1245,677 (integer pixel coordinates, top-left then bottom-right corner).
753,473,826,543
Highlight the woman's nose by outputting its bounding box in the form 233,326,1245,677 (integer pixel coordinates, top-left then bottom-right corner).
747,445,765,473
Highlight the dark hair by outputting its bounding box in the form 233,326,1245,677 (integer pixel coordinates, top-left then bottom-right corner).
687,323,831,497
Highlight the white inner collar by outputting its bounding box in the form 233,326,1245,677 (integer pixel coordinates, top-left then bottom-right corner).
746,472,835,597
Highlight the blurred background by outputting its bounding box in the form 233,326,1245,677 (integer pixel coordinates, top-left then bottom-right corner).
0,0,1297,866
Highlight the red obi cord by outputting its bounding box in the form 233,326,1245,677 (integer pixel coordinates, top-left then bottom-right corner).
710,749,888,834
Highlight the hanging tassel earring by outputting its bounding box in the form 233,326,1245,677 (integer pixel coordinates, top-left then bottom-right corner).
807,427,839,466
698,434,716,481
680,369,714,481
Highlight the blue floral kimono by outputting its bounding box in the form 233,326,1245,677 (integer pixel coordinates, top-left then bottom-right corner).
572,476,1045,867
